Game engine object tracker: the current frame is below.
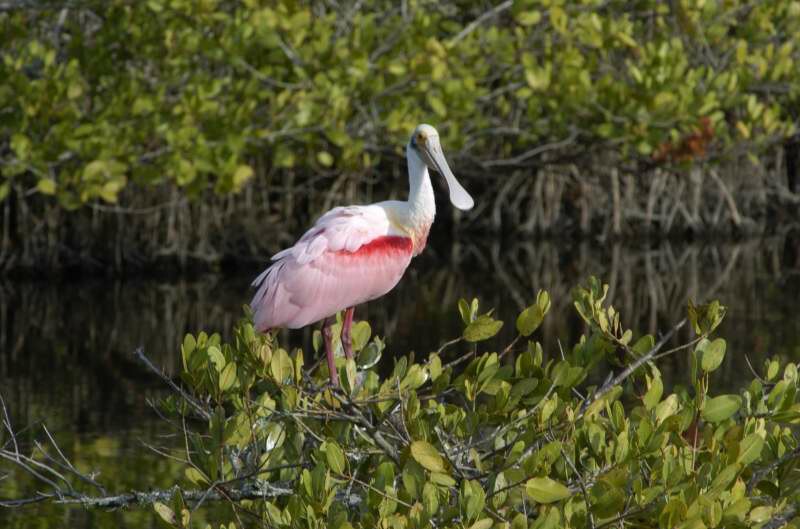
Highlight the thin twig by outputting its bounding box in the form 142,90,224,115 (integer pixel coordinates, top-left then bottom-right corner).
0,395,19,456
561,447,595,529
132,347,211,421
436,336,464,355
578,318,686,419
332,391,401,465
482,130,579,168
449,0,513,46
40,425,107,495
747,445,800,495
0,482,293,509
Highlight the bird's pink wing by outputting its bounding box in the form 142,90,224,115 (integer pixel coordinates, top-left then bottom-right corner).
251,206,413,330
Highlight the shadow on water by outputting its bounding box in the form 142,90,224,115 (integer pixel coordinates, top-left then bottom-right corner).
2,234,800,526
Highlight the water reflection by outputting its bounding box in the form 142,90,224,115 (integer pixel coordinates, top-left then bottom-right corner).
1,236,800,525
2,237,800,427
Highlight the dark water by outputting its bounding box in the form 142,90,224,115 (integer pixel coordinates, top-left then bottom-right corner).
2,236,800,527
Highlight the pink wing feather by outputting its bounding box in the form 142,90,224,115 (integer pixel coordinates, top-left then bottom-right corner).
251,206,413,330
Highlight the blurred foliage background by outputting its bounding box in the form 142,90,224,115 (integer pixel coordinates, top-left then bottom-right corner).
2,0,800,271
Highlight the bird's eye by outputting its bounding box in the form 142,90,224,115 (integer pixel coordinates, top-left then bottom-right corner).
417,133,425,141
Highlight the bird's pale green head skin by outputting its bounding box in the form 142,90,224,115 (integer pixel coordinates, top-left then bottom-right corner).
409,124,474,211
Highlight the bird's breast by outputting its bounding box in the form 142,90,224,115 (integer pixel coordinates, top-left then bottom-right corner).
411,224,431,256
334,235,413,258
384,209,432,257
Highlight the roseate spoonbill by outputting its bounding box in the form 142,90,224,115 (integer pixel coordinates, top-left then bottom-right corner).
250,124,473,385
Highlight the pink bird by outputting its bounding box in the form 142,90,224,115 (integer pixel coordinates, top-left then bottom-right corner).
250,124,474,385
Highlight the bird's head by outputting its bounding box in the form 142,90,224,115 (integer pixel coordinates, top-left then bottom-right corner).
408,124,474,211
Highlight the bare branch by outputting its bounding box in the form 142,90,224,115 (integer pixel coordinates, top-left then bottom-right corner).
747,445,800,495
481,130,580,168
0,482,293,509
132,347,211,421
449,0,513,46
578,318,687,419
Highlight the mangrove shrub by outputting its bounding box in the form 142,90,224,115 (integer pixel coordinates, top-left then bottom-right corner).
2,278,800,528
2,1,800,267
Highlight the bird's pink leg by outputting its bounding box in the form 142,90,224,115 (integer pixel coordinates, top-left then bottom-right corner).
322,317,339,387
341,307,355,360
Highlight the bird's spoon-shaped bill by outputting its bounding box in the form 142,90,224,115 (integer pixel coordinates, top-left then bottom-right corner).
420,137,474,211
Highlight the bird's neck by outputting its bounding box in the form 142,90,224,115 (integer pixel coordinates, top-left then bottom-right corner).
406,146,436,222
404,145,435,254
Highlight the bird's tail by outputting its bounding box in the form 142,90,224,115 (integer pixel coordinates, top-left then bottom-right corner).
250,261,287,332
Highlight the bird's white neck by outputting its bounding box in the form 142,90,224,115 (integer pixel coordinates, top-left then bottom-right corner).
402,144,435,254
406,144,436,224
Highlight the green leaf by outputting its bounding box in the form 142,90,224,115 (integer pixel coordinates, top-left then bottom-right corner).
550,6,568,34
10,134,31,159
460,479,486,522
632,335,655,356
207,346,226,372
232,165,254,188
402,460,424,498
659,498,687,528
510,377,539,402
422,482,439,516
427,93,447,117
410,441,446,473
67,81,83,99
37,179,56,195
655,394,679,425
270,348,293,383
536,507,561,529
524,66,551,91
317,151,334,167
83,160,109,180
401,364,429,391
643,373,663,410
350,321,371,352
357,342,382,370
464,315,503,342
708,464,739,496
184,467,207,486
536,290,551,313
590,480,625,518
171,490,189,528
687,300,726,335
702,394,742,423
218,362,237,392
153,502,176,526
325,441,346,474
517,10,542,26
428,353,442,381
767,360,780,381
430,471,456,486
490,472,508,509
750,505,774,523
344,358,357,393
181,334,196,371
737,434,764,465
525,477,571,504
699,338,726,372
516,305,544,337
458,298,473,325
511,513,528,529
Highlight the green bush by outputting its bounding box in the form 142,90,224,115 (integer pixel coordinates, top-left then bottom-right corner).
2,0,798,207
151,279,797,528
3,1,800,270
3,277,800,526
